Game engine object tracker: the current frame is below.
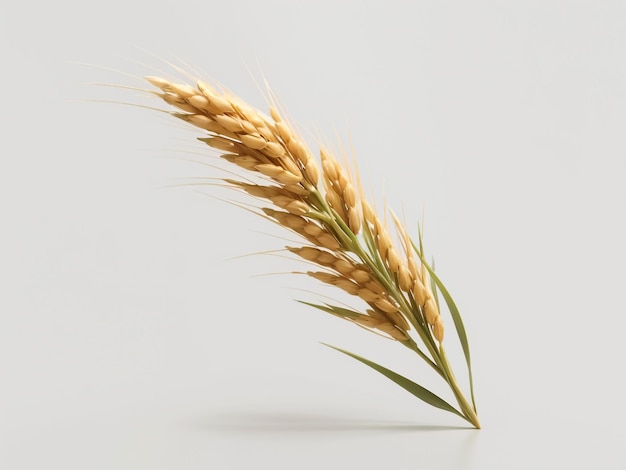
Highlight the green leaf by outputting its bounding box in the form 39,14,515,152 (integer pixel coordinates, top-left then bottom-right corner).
419,257,477,413
323,343,464,418
298,301,361,320
417,222,425,256
361,221,386,274
412,230,477,413
430,257,441,311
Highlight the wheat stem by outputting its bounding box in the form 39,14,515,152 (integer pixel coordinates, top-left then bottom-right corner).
439,346,481,428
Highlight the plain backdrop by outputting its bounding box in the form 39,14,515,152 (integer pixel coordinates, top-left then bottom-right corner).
1,1,625,468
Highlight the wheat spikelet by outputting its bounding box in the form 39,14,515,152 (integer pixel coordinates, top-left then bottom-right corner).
136,72,479,428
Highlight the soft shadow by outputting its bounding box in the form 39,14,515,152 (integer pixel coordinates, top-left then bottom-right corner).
184,410,474,434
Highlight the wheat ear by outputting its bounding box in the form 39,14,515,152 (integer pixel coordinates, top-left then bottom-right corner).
138,74,479,428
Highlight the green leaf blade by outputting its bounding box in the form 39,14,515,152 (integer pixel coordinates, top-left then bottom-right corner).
323,343,464,419
412,232,477,413
420,260,477,413
297,301,361,320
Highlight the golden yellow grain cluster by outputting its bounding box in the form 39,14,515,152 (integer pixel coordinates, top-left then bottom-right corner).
146,75,444,344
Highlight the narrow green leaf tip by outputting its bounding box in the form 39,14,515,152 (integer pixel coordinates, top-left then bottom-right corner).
322,343,464,419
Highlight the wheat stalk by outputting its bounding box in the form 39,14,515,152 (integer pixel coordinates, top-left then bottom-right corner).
134,72,479,428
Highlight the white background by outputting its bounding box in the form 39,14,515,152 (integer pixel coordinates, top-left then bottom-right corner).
2,1,625,468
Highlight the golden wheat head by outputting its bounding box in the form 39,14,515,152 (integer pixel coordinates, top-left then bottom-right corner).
130,72,479,428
